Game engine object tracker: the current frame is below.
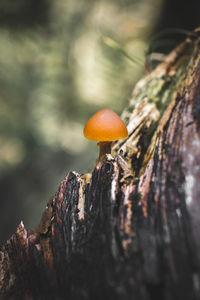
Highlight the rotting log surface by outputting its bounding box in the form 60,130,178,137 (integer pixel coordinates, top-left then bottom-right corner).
1,32,200,300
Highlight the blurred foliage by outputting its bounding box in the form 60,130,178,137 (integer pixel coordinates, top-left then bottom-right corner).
0,0,163,243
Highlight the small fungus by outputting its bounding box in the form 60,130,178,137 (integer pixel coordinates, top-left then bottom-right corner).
83,109,128,162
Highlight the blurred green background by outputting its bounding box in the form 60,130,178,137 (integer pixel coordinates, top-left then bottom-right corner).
0,0,199,244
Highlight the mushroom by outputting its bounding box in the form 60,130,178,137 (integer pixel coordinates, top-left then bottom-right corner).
83,109,128,163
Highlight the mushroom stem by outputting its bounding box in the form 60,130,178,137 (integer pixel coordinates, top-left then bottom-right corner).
97,141,112,162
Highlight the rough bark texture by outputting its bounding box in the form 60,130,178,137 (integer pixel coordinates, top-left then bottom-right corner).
0,31,200,300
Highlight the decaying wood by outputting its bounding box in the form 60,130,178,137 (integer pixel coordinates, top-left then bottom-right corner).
1,31,200,300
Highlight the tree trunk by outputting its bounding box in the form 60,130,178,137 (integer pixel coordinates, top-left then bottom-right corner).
1,30,200,300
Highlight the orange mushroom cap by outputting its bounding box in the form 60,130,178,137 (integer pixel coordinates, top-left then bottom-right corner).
83,109,128,141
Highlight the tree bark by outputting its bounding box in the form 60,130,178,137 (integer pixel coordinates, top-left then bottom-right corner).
1,30,200,300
